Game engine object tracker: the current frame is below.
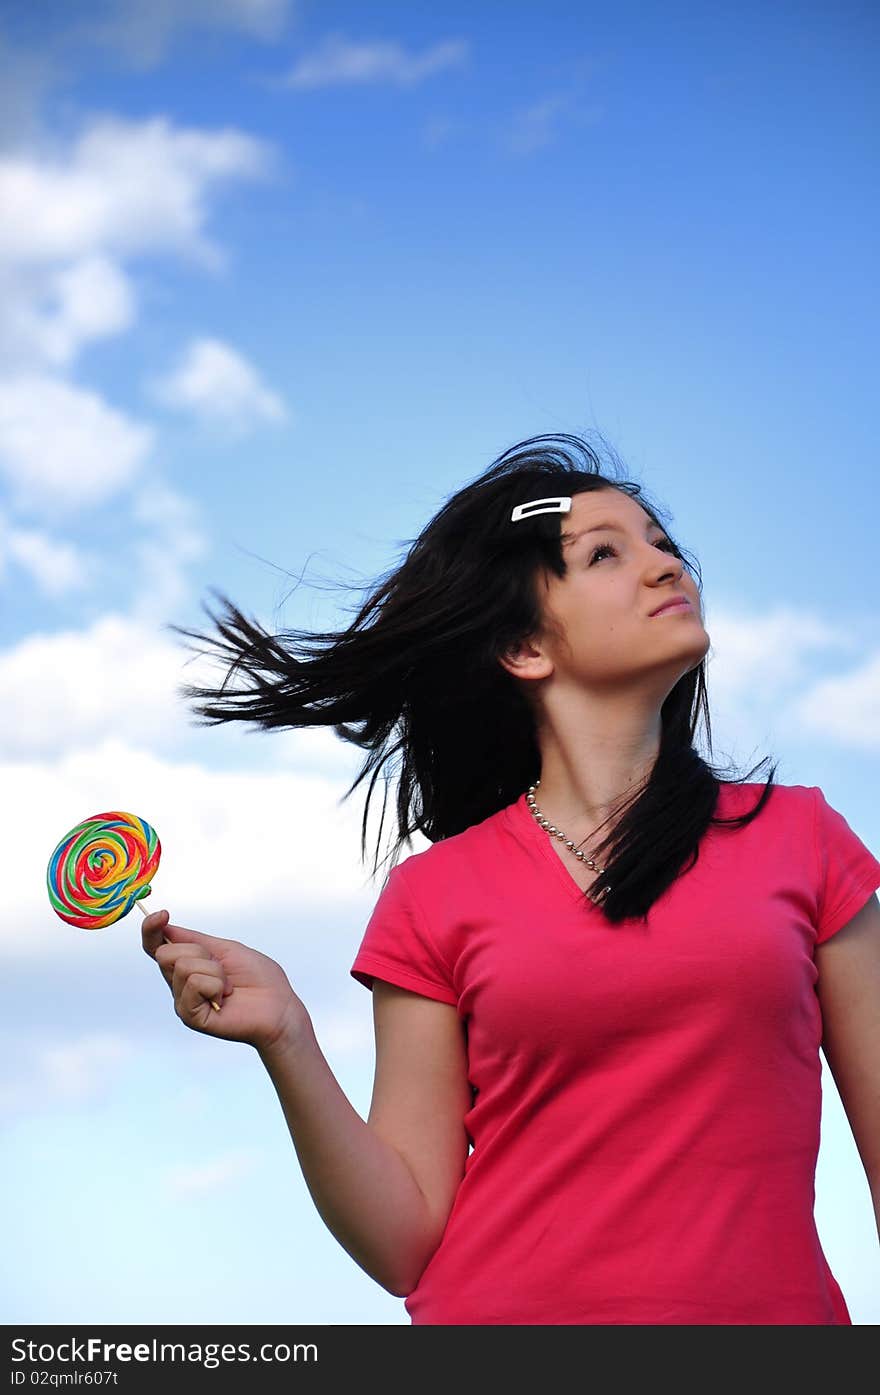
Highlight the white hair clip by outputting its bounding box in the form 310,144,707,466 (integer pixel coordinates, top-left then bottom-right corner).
510,496,572,523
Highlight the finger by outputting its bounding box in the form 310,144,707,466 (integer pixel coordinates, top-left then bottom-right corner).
155,942,209,990
171,956,226,999
179,970,226,1019
141,908,170,958
156,942,209,968
161,922,230,951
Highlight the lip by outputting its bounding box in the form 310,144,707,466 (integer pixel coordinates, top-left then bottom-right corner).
650,596,693,617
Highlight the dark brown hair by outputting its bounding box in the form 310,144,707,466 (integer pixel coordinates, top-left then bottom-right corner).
167,431,776,924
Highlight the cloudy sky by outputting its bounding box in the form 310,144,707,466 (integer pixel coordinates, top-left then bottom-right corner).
2,0,878,1326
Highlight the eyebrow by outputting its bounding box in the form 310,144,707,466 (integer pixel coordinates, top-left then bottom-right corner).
562,519,666,547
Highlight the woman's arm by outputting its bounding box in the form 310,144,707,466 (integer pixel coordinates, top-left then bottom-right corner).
814,891,880,1244
143,910,464,1297
259,982,470,1297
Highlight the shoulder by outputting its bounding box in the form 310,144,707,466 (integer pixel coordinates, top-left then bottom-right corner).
714,779,811,819
390,801,515,886
703,782,813,862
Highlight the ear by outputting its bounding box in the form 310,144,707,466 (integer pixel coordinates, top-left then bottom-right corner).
497,632,554,684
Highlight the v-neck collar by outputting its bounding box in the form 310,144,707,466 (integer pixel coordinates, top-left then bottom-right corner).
503,782,740,908
503,790,603,907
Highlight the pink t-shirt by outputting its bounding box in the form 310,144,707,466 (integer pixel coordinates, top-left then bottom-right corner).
350,782,880,1325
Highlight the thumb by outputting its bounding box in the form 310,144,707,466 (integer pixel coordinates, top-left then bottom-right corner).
141,908,226,960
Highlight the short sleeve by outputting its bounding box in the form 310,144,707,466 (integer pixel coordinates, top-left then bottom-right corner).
350,861,458,1005
812,786,880,944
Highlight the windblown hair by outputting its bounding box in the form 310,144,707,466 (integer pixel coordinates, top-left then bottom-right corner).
167,431,776,924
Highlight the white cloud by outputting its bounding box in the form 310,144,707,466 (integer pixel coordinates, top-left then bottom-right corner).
2,736,397,962
270,724,371,776
129,482,209,623
0,115,277,374
507,95,576,155
284,32,469,89
0,374,153,515
0,109,258,617
84,0,293,68
150,337,288,430
164,1148,263,1197
5,255,136,368
0,613,199,759
504,93,603,156
40,1033,135,1102
0,443,208,615
701,601,880,759
0,1032,135,1115
704,604,856,703
790,652,880,750
2,524,91,596
0,114,275,271
0,592,366,766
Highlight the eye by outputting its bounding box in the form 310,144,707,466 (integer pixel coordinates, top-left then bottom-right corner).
588,537,680,565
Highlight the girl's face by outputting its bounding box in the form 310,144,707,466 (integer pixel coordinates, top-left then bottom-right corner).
532,488,709,695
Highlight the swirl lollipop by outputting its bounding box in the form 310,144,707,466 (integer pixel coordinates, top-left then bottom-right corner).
46,811,220,1011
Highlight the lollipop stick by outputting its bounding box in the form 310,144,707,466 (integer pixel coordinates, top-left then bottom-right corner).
135,899,221,1011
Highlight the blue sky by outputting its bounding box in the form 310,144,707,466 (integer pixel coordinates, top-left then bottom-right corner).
1,0,878,1326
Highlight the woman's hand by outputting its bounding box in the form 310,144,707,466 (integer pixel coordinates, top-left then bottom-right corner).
142,909,312,1054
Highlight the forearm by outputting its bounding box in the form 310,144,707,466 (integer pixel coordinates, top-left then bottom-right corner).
258,1021,439,1296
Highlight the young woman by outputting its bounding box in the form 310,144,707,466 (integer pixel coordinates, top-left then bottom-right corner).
142,433,880,1324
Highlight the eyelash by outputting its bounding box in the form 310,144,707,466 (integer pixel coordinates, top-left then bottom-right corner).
589,538,680,565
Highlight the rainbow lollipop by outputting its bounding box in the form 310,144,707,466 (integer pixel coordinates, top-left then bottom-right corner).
47,811,220,1011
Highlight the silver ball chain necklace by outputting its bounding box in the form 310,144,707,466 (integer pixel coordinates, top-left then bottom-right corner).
526,778,612,901
526,779,607,872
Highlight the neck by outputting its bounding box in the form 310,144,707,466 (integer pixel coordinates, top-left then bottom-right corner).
532,705,661,834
